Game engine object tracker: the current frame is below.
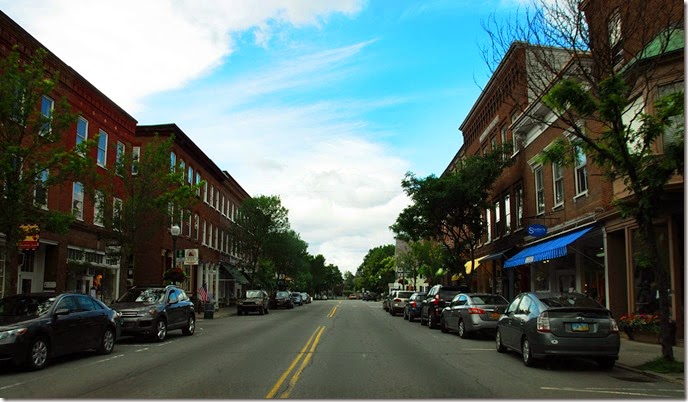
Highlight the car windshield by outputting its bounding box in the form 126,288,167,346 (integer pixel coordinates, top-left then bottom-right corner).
246,290,263,298
0,295,54,317
471,295,508,305
397,291,414,298
277,291,290,298
539,294,603,308
118,288,165,304
292,293,301,298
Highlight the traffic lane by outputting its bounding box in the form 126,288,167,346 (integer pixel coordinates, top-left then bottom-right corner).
0,301,332,399
285,300,685,399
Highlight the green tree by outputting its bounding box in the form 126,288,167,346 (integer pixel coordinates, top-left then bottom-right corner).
0,47,97,295
230,195,289,287
482,0,683,361
396,239,447,288
390,147,512,280
355,244,395,293
88,134,201,290
264,229,308,286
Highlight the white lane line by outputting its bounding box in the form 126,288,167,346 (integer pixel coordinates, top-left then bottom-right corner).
541,386,671,398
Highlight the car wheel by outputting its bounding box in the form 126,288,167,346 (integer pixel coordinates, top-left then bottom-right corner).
420,313,426,326
440,317,448,333
265,306,269,314
408,313,415,323
428,314,436,329
403,310,408,320
182,315,195,336
596,357,616,370
260,307,265,315
25,337,49,371
522,337,535,367
496,330,506,353
458,320,469,339
97,327,116,354
152,318,167,342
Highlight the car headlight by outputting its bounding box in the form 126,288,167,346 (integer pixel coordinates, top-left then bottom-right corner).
0,328,27,342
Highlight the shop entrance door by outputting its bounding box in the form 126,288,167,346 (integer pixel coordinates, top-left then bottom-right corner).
555,270,576,293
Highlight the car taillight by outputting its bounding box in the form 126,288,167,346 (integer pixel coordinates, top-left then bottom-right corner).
610,318,619,333
467,307,486,315
537,312,551,332
432,294,440,305
410,301,417,308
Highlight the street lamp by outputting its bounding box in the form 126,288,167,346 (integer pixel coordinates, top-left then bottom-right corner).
171,224,181,270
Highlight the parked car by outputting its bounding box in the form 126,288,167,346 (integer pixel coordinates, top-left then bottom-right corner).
292,292,304,306
237,290,270,315
403,292,427,322
382,290,398,311
0,292,120,370
272,291,294,309
495,291,620,369
440,293,509,338
111,285,195,342
300,292,311,304
389,291,415,316
362,291,378,301
420,284,468,329
348,293,357,300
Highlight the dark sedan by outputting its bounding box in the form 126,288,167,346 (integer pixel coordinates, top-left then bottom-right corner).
271,291,294,309
495,291,620,369
440,293,509,338
403,292,426,322
0,292,120,370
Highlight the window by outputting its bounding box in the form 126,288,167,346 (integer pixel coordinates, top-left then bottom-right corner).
179,160,185,181
221,195,225,216
214,189,219,210
214,226,219,249
209,185,214,206
608,8,623,65
552,162,564,207
494,201,501,238
194,214,199,240
113,197,123,231
72,182,84,220
39,96,53,136
658,81,684,149
94,190,104,227
623,97,645,154
207,223,213,247
515,185,523,229
534,165,545,215
76,117,88,154
187,166,193,185
34,169,48,209
485,208,492,243
203,182,208,203
132,146,140,175
97,130,108,167
195,172,201,196
170,152,176,172
503,193,511,234
202,220,207,246
574,147,588,196
116,142,125,175
184,210,192,237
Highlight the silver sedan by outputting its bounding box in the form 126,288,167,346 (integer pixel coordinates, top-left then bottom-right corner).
440,293,509,338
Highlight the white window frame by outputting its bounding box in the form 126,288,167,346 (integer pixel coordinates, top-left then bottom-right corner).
40,95,53,136
187,166,193,185
116,141,125,175
534,165,545,215
132,146,140,175
504,193,511,235
76,116,88,154
515,185,523,229
94,190,104,227
552,162,564,207
72,182,84,221
170,152,176,172
194,214,199,241
113,197,123,231
485,208,492,243
34,169,49,210
494,200,501,239
97,130,108,167
574,147,589,196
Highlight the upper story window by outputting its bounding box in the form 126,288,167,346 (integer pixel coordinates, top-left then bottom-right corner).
503,193,511,235
195,172,202,197
170,152,176,172
485,208,492,243
552,162,564,207
97,130,108,167
608,8,623,66
113,197,123,231
187,166,194,185
34,169,48,209
132,146,140,175
116,142,125,176
658,81,685,149
494,200,501,238
574,146,588,196
194,214,199,240
94,190,104,227
203,181,208,203
534,165,545,215
39,96,53,136
76,117,88,154
515,185,523,229
72,182,84,221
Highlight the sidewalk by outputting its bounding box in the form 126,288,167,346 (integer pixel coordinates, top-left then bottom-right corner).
200,306,684,384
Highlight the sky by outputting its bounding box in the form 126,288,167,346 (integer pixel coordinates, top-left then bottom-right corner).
0,0,521,275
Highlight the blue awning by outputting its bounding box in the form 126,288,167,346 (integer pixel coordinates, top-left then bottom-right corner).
503,226,594,268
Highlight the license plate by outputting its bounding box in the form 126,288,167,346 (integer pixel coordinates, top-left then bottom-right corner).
571,322,590,332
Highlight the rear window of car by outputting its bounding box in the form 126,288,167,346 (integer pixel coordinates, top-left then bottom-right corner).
471,295,508,305
439,289,462,300
246,290,263,298
539,294,603,308
277,291,290,297
397,291,414,298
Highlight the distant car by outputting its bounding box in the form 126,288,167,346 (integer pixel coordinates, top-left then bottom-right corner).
403,292,427,322
237,290,270,315
111,285,195,342
348,294,357,300
292,292,304,306
0,292,120,370
496,292,620,369
362,291,378,301
389,291,415,316
420,285,468,329
300,292,311,304
382,290,398,311
272,291,294,309
440,293,509,338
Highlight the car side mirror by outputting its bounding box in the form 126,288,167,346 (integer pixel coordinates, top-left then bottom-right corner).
54,308,70,317
168,295,178,304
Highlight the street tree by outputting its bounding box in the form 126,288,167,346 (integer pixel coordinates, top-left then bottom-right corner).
0,47,98,295
395,239,446,289
355,244,396,294
230,195,289,288
482,0,683,360
264,229,308,286
87,134,201,291
390,147,512,280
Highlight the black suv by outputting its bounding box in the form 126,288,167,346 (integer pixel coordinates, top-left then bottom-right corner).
111,285,195,341
420,284,468,329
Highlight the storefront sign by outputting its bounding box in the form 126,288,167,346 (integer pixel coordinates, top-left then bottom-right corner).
184,249,199,265
18,224,39,250
527,224,548,237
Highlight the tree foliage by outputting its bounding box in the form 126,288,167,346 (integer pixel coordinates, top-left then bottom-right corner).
355,244,395,293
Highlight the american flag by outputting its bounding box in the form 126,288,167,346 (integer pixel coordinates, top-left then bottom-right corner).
197,283,209,303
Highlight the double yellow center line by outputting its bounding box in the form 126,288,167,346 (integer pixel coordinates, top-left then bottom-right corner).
266,325,326,399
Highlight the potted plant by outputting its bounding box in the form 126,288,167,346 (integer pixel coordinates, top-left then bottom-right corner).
163,267,186,285
618,313,660,342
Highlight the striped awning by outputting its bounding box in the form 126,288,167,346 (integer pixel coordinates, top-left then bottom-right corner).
503,226,594,269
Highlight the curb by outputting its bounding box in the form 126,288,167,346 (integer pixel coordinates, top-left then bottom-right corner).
616,363,685,385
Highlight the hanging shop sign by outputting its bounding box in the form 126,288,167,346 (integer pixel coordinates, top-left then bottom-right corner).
18,224,40,250
527,224,548,237
184,249,199,265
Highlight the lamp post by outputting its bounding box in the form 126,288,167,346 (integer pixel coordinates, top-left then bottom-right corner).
171,224,181,272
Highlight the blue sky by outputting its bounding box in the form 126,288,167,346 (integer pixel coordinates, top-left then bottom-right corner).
0,0,519,274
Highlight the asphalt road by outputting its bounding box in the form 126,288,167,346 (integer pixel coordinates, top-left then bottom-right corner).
0,299,683,399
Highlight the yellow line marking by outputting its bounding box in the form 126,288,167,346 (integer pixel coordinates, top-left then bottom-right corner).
280,326,326,398
328,306,337,317
266,326,322,398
